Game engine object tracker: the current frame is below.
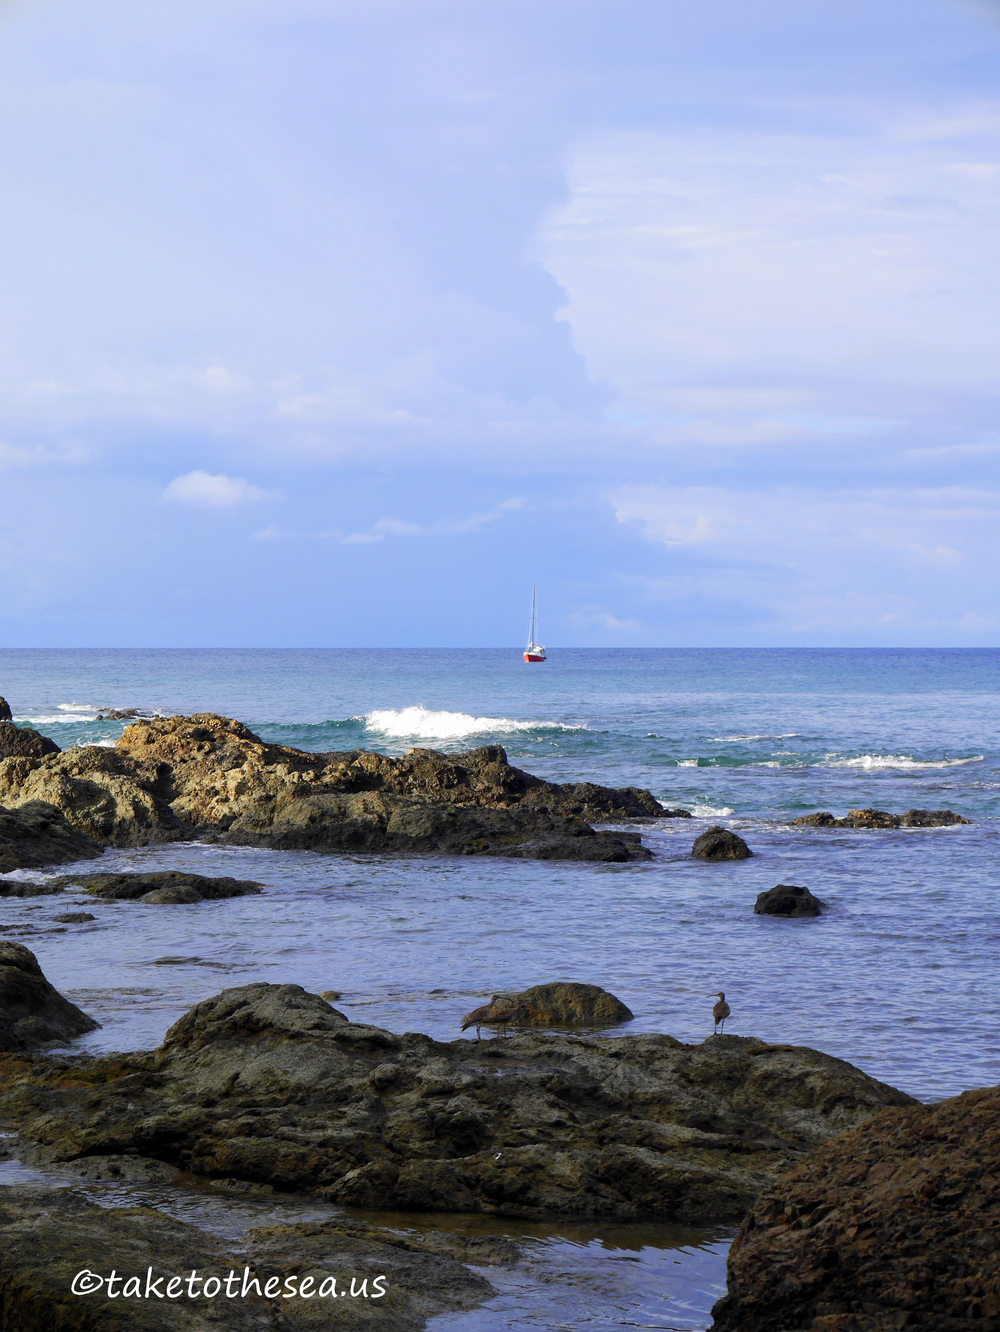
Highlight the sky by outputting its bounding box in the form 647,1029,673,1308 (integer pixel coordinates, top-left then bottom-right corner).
1,0,999,647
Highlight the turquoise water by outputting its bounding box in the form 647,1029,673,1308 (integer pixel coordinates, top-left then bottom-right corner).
1,648,998,1330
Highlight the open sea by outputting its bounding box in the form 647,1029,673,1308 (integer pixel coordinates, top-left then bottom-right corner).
0,647,998,1331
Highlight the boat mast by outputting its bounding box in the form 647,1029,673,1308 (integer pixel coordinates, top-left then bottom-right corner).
528,585,537,646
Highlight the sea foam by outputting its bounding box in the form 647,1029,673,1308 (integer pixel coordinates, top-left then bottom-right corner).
823,753,983,770
361,706,584,741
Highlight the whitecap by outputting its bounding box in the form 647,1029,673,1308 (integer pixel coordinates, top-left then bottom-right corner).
689,805,736,818
823,754,983,770
706,733,801,742
16,713,98,725
360,706,585,741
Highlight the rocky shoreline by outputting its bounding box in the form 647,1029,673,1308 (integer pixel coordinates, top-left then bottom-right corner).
0,711,673,865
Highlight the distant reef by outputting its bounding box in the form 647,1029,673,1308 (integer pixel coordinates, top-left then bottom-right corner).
0,712,668,865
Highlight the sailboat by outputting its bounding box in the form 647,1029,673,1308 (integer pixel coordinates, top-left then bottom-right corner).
523,586,547,662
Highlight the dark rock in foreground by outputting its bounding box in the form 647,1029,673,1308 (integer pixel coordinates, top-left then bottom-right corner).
500,981,634,1026
0,942,99,1050
0,697,12,722
54,871,264,903
0,983,914,1224
791,807,971,829
692,826,752,860
0,1184,493,1330
0,800,103,873
754,884,825,918
0,721,60,760
709,1085,1000,1332
0,713,662,863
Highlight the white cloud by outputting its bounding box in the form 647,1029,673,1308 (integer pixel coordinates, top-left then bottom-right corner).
163,470,276,508
0,441,89,468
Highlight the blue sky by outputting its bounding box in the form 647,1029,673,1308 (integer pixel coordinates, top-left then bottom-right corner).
1,0,999,646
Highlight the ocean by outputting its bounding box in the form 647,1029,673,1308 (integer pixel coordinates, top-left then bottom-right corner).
1,647,997,1330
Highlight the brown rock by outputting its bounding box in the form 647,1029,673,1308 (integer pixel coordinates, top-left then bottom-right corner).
0,983,915,1225
900,808,971,827
0,721,60,759
55,871,263,902
0,800,102,873
0,941,99,1049
499,981,634,1026
0,696,12,722
790,807,971,829
692,827,752,860
709,1085,1000,1332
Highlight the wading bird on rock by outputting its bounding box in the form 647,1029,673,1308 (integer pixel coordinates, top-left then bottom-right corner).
461,995,528,1039
712,992,731,1035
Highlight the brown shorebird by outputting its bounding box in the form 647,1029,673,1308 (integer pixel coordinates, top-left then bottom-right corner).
461,995,529,1040
712,992,731,1035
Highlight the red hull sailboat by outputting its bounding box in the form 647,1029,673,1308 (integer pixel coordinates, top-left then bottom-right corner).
523,585,546,662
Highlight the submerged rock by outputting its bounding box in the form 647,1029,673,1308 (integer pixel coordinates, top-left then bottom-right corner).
0,941,99,1049
790,807,971,829
54,871,264,903
0,721,59,760
0,697,12,722
0,1184,491,1330
498,981,634,1027
0,983,915,1224
753,885,825,918
0,712,662,863
709,1085,1000,1332
0,800,102,873
692,827,752,860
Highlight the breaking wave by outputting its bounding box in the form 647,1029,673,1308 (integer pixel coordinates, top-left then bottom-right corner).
823,754,983,771
360,706,586,741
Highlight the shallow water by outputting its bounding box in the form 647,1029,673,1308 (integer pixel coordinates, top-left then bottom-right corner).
1,648,998,1329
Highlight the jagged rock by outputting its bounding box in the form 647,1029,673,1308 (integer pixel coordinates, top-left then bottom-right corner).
0,713,661,863
692,826,752,860
51,912,96,924
0,746,188,847
96,707,142,720
0,721,60,760
709,1085,1000,1332
790,807,971,829
54,871,264,902
0,880,64,897
0,1185,491,1330
753,885,826,918
498,981,634,1026
0,983,915,1224
0,697,12,722
661,807,693,818
0,801,102,873
0,941,99,1049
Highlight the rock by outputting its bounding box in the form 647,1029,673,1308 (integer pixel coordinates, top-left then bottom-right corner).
0,941,99,1049
96,707,142,720
901,808,971,827
0,1184,492,1329
0,879,64,897
708,1085,1000,1332
0,721,60,759
753,885,826,918
692,826,752,860
661,807,693,818
0,696,12,721
0,801,103,873
0,713,663,863
54,871,264,902
0,983,915,1224
498,981,634,1026
790,807,971,829
320,990,343,1001
51,912,96,924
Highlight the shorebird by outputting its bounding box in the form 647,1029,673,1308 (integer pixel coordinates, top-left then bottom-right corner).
461,995,529,1040
711,992,731,1035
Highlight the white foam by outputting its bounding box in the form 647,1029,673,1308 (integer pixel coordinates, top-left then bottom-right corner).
361,706,585,741
17,713,97,725
823,754,983,770
676,759,699,767
707,733,801,742
690,805,736,817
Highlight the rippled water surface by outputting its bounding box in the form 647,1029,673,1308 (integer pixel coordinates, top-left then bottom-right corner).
1,648,998,1329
